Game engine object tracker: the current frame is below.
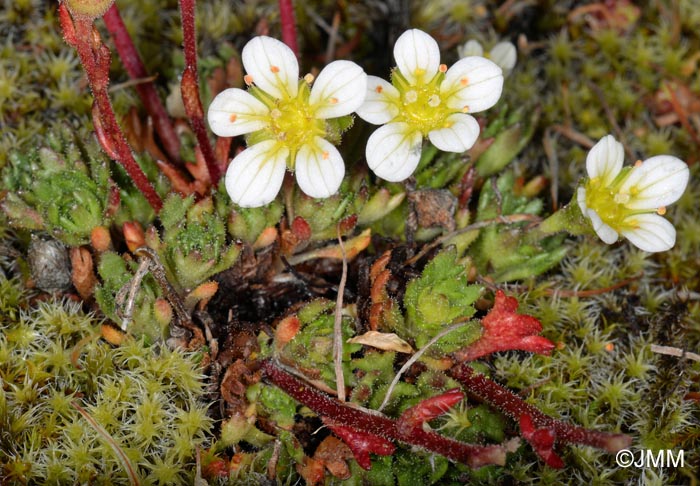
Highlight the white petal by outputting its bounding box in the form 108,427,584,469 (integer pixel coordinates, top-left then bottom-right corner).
618,155,689,210
225,140,288,207
586,208,619,244
393,29,441,84
586,135,624,186
295,137,345,198
442,57,503,113
309,60,367,119
489,42,517,72
366,123,423,182
355,76,400,125
241,36,299,99
577,187,589,213
428,113,480,152
621,213,676,252
207,88,270,137
457,39,483,59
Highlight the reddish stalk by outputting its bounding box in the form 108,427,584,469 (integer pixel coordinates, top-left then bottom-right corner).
103,4,182,164
59,4,163,212
279,0,299,57
178,0,221,184
449,364,632,453
260,359,508,468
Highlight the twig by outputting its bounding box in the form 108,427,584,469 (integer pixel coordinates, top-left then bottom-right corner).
71,401,140,486
650,344,700,362
334,225,348,402
378,317,471,412
549,124,595,148
59,5,163,212
543,127,559,211
324,11,341,63
279,0,299,57
115,256,152,330
103,4,181,164
179,0,221,184
404,214,541,267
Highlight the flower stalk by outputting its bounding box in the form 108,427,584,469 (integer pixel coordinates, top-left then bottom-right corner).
103,4,181,164
58,3,163,212
179,0,222,184
279,0,300,57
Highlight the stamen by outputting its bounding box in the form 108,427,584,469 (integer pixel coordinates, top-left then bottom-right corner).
634,159,643,167
461,105,470,113
270,65,280,73
414,68,426,77
404,90,418,103
244,74,254,85
229,114,237,123
304,73,315,84
270,109,282,119
460,76,469,86
428,95,441,107
375,85,384,94
329,97,339,104
322,151,329,160
657,206,667,215
439,64,447,73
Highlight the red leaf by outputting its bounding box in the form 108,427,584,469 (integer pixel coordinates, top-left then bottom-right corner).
291,216,312,241
455,290,555,362
327,424,395,470
519,413,564,468
399,389,464,430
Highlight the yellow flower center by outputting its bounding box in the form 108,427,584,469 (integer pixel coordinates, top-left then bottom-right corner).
583,169,640,231
391,67,454,135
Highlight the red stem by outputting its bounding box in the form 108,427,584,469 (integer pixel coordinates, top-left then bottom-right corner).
103,4,182,164
59,4,163,212
178,0,221,184
260,359,507,468
449,364,632,453
278,0,299,57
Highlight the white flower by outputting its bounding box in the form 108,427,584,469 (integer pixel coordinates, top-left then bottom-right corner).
207,36,367,207
356,29,503,182
577,134,689,252
457,40,517,74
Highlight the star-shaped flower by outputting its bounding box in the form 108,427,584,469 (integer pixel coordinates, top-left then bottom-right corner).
356,29,504,182
577,135,689,252
207,36,367,207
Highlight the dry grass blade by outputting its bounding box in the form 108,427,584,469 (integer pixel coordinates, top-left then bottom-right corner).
71,401,140,485
334,225,349,402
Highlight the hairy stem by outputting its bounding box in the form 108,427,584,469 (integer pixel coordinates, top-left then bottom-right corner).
449,364,632,453
260,359,508,468
103,4,181,164
59,4,163,212
178,0,221,184
279,0,299,56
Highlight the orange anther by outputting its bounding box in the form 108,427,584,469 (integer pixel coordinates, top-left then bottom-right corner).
657,206,667,215
229,114,237,123
460,77,469,86
375,85,383,93
462,105,470,113
322,151,330,160
439,64,447,73
634,159,643,167
244,74,254,85
270,65,280,73
329,97,339,104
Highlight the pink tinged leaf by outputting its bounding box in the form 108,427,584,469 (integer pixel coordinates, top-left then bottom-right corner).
519,414,565,469
455,290,555,362
399,389,465,429
327,424,395,470
291,216,312,241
